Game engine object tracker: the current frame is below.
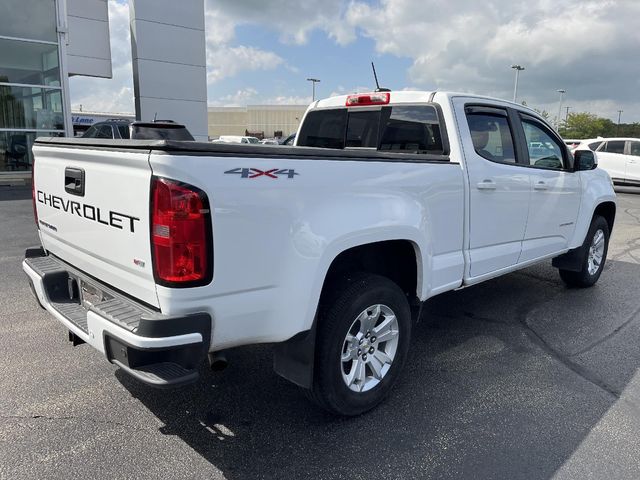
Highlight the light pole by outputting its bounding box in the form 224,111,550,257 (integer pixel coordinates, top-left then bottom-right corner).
565,106,570,123
617,109,623,135
306,78,320,102
511,65,525,103
556,89,566,130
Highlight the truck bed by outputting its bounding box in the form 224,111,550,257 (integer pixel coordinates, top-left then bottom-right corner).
34,137,453,164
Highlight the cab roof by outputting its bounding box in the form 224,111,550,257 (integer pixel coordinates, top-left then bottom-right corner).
312,90,537,112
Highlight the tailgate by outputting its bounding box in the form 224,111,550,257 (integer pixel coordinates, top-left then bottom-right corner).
32,144,159,308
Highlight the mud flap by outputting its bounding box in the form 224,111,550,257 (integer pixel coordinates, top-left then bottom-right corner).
273,325,316,390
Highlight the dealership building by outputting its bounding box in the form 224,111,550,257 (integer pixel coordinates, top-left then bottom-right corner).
0,0,308,180
0,0,113,177
0,0,209,180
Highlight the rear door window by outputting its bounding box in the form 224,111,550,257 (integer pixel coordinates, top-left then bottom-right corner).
465,109,516,163
117,125,130,139
97,125,113,138
604,140,625,154
83,124,113,139
630,141,640,156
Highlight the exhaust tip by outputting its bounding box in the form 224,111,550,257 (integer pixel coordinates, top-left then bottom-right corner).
208,352,228,372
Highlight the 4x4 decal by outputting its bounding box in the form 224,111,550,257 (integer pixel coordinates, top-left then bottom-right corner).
224,168,299,179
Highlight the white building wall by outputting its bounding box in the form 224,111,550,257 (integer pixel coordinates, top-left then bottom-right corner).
66,0,112,78
129,0,208,141
208,105,308,139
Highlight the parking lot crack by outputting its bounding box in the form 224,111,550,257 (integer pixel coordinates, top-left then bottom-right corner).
610,237,640,260
516,299,623,400
568,303,640,358
0,414,152,432
624,207,640,225
521,319,621,399
462,311,513,325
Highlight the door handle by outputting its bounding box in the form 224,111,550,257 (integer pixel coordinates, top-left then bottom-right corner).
533,181,548,191
477,179,497,190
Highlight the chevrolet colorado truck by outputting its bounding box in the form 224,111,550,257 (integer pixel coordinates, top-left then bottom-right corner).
23,91,616,415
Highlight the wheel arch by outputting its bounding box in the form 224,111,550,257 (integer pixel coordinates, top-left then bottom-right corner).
320,239,422,304
273,238,422,390
594,201,616,234
554,201,616,272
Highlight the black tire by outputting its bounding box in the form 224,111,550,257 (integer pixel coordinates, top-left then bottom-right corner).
559,215,610,288
307,272,412,416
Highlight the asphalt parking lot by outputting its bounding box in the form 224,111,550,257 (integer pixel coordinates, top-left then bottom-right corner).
1,186,640,480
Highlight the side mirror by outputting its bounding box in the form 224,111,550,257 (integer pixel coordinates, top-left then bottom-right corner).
574,149,597,171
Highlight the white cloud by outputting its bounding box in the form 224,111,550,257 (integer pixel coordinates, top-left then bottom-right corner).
204,0,356,46
69,0,290,112
212,87,259,106
206,45,284,83
209,88,311,106
344,0,640,119
203,8,285,84
68,0,640,121
329,85,375,97
263,94,312,105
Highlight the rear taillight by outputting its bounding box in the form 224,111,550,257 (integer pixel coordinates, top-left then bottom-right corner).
150,177,212,287
31,157,39,229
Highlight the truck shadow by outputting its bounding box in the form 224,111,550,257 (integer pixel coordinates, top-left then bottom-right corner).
117,259,640,479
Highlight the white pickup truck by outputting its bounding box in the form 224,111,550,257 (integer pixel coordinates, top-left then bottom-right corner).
24,91,616,415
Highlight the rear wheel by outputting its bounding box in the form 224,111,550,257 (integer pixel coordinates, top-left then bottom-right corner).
559,215,609,288
308,273,411,416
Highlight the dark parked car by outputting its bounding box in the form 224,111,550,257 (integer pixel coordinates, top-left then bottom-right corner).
82,119,194,141
81,119,131,139
279,133,296,145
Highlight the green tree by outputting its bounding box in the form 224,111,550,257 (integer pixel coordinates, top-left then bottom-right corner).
559,112,616,139
617,122,640,137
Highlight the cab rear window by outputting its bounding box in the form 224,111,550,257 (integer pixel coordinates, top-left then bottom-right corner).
296,109,347,148
297,105,445,154
379,106,443,153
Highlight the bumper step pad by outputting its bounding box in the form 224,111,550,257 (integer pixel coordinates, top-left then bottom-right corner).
24,255,149,333
24,250,211,389
111,360,199,387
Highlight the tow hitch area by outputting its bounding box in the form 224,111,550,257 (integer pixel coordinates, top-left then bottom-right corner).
68,330,85,346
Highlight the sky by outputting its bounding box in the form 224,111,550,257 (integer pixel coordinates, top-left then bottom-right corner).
69,0,640,123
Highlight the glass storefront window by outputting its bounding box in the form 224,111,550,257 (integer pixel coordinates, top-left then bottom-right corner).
0,0,58,43
0,131,63,172
0,85,64,130
0,38,60,86
0,0,68,174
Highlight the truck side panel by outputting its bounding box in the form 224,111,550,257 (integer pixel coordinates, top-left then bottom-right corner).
569,169,617,248
148,152,465,350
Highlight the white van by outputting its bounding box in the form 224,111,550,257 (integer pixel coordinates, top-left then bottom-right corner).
211,135,260,144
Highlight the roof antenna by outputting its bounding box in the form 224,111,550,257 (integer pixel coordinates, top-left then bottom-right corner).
153,112,157,122
371,62,391,92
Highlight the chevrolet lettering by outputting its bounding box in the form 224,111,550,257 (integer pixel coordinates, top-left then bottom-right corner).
37,190,140,233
